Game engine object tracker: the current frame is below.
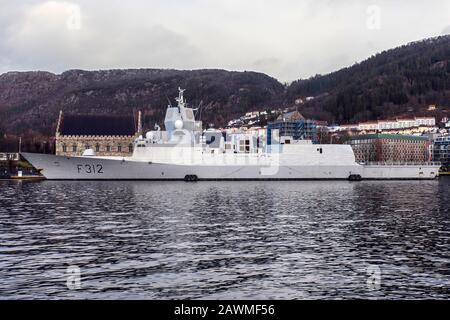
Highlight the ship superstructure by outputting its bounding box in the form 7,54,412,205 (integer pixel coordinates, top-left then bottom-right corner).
22,88,440,180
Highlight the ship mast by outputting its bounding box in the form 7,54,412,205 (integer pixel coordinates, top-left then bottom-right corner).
175,87,186,111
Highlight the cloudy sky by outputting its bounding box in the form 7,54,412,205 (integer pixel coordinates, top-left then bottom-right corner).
1,0,449,81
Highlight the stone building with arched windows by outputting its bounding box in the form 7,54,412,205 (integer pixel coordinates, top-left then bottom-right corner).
55,111,142,157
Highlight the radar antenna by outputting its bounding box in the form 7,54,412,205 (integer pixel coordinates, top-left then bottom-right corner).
175,87,186,108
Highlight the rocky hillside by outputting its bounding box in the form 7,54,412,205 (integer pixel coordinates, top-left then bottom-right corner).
0,69,284,137
1,35,450,151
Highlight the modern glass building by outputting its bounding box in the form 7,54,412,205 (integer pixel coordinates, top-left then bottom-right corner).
266,111,317,145
432,135,450,172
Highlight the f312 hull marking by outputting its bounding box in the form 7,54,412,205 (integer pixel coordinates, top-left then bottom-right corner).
76,164,104,174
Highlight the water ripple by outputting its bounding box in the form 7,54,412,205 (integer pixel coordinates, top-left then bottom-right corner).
0,179,449,299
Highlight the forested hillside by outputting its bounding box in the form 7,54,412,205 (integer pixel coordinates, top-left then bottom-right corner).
1,35,449,151
287,35,450,123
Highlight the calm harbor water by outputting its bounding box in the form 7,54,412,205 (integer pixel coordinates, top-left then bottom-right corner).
0,179,449,299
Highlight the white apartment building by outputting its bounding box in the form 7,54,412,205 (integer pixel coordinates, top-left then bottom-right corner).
359,117,435,131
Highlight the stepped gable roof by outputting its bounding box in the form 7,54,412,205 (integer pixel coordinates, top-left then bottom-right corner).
59,113,137,136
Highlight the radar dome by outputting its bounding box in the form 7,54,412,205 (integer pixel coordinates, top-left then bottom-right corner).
82,149,96,156
145,131,154,140
174,119,184,130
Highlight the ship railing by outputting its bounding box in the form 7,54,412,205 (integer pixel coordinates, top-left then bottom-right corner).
360,161,441,166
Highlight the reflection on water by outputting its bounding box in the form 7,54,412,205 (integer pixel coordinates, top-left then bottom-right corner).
0,179,449,299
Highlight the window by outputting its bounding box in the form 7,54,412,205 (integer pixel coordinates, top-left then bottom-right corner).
85,145,90,150
95,143,100,152
185,109,194,120
129,144,133,153
106,145,111,152
62,144,67,152
118,145,122,152
72,144,77,152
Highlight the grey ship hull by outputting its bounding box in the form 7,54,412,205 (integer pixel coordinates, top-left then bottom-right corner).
22,153,439,180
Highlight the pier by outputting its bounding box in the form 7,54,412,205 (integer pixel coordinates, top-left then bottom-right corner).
0,153,43,180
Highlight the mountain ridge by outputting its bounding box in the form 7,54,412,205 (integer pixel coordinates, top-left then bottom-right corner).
1,35,449,151
287,35,450,123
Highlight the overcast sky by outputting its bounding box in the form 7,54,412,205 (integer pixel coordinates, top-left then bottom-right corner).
0,0,449,82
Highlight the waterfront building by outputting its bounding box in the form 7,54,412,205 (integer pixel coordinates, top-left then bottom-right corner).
266,111,317,144
432,135,450,172
364,117,436,131
338,124,359,132
55,111,142,156
346,134,431,163
333,117,437,135
445,120,450,128
0,153,19,161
